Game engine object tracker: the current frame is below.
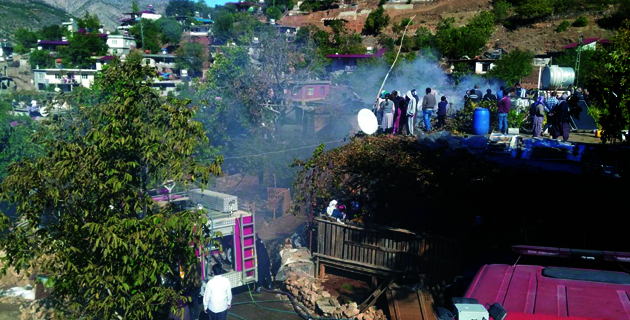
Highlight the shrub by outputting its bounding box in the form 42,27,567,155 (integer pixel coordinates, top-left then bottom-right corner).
572,16,588,27
556,20,570,32
493,0,511,20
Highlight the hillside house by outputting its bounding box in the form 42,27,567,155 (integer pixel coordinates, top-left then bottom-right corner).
33,68,98,92
95,56,114,70
62,18,78,33
118,5,162,31
150,80,180,96
142,54,177,71
191,25,212,37
37,40,70,53
1,41,13,61
326,48,386,73
446,58,496,74
562,37,611,51
226,2,263,12
106,34,136,55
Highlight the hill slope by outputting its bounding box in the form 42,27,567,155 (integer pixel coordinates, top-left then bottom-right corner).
40,0,169,30
0,0,73,41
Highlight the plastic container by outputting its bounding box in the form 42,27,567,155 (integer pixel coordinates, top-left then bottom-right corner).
542,66,575,89
472,108,490,135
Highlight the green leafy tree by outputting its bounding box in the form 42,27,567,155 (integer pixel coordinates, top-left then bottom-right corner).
13,28,38,53
132,0,140,13
266,7,283,21
487,48,534,85
213,11,235,42
130,19,162,53
62,33,108,68
555,48,605,87
514,0,554,18
415,27,437,50
0,102,44,182
39,25,64,41
175,42,207,77
28,50,55,69
362,7,390,36
158,18,184,45
0,57,221,319
493,0,511,20
266,0,294,11
77,12,102,32
436,11,496,59
588,20,630,143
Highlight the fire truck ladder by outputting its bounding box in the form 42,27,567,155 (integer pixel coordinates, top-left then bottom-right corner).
240,214,257,282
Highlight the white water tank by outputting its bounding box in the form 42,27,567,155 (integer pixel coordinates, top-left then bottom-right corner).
542,66,575,89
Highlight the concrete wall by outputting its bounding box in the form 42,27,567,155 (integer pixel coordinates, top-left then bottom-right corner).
383,4,414,9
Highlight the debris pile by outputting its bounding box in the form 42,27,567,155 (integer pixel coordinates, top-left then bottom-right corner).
284,272,388,320
19,299,56,320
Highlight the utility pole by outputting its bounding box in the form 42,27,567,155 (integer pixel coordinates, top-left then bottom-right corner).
140,19,145,49
575,34,583,89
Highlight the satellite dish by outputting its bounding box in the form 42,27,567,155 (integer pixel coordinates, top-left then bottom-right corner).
357,108,378,135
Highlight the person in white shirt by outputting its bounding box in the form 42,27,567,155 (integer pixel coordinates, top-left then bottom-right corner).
203,274,232,320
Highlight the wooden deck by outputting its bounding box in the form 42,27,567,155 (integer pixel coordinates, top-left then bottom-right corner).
315,217,462,281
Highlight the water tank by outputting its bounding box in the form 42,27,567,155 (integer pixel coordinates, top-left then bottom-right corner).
472,108,490,135
542,66,575,89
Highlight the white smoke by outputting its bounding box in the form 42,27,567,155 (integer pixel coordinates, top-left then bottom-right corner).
344,53,504,109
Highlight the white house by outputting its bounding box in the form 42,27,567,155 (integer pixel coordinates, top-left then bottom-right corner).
142,54,177,70
32,68,99,92
106,34,136,55
1,40,13,61
447,59,496,75
62,18,78,33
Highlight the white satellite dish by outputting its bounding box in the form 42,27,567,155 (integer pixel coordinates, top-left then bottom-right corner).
357,108,378,135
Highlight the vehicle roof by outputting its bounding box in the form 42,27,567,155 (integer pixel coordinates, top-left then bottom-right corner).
465,264,630,320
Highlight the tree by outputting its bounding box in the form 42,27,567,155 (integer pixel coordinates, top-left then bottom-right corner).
487,48,534,85
0,57,220,319
266,0,294,11
588,20,630,144
132,0,140,13
130,19,162,53
175,42,207,77
13,28,38,53
436,11,496,59
61,33,108,68
266,7,283,21
514,0,554,18
0,101,44,182
77,12,102,32
493,0,511,21
28,50,55,69
39,25,64,41
213,11,235,43
158,18,184,45
362,7,390,36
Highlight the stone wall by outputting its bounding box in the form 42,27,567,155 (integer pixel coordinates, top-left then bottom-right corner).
284,272,388,320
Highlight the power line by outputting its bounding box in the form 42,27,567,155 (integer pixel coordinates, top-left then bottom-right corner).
217,139,346,160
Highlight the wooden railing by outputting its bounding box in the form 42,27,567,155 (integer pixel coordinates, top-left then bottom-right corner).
315,217,462,280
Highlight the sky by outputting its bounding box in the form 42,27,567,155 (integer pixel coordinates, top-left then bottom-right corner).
204,0,232,7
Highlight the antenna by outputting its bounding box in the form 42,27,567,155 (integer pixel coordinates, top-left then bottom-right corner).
575,34,583,88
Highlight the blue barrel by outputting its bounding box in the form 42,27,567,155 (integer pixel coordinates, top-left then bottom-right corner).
472,108,490,135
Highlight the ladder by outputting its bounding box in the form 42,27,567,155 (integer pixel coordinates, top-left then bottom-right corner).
359,274,398,313
240,214,257,283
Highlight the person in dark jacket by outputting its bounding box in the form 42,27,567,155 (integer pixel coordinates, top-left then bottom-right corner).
497,91,511,134
483,89,497,101
437,96,449,129
392,91,408,135
469,85,482,103
255,234,271,293
550,95,571,141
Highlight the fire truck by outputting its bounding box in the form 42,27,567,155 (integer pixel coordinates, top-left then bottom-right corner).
151,188,258,289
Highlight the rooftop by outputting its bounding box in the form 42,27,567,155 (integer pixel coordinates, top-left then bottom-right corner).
562,37,604,49
38,40,70,46
325,47,386,59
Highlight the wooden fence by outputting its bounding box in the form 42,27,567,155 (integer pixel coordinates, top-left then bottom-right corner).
314,217,462,281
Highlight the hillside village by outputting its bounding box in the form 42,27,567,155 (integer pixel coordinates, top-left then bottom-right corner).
0,0,622,98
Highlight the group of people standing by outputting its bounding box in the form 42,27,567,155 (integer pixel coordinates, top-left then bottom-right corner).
374,88,450,134
531,88,588,141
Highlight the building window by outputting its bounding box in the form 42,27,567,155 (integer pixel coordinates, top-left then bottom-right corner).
482,64,491,72
55,74,62,79
307,87,314,96
112,40,118,45
82,74,88,80
38,73,44,79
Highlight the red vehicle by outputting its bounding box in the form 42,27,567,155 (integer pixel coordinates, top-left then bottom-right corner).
464,246,630,320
